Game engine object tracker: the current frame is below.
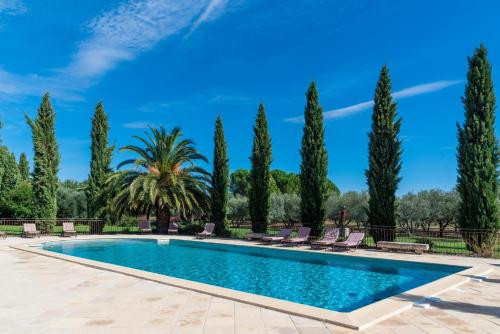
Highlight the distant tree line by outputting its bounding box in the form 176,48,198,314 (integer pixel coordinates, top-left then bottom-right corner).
0,45,497,256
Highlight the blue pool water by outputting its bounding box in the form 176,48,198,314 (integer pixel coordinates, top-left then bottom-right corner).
42,239,466,312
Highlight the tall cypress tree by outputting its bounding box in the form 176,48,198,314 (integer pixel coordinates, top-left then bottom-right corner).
211,115,229,235
366,66,402,242
300,81,328,236
457,45,499,256
26,93,60,226
0,149,19,200
86,101,113,218
249,103,272,233
18,152,30,182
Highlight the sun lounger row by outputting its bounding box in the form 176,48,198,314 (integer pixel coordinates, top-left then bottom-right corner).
253,227,365,251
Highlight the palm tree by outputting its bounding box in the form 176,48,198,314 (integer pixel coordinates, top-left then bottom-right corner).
108,126,210,233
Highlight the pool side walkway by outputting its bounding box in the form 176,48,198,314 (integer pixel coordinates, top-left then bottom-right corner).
1,235,499,334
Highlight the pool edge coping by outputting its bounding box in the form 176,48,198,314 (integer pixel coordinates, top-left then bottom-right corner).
10,237,493,331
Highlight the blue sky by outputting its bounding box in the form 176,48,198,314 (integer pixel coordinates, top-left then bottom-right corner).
0,0,499,194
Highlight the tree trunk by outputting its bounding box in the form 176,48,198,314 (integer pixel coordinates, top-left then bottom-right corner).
156,208,171,234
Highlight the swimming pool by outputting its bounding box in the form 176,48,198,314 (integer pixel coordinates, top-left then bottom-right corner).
42,238,466,312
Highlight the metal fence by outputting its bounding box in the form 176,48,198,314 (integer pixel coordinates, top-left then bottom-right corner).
0,218,136,235
224,222,500,258
1,218,499,258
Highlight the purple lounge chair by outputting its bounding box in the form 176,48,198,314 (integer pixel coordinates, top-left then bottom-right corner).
138,221,152,234
333,232,365,251
261,228,292,243
23,223,40,238
310,227,340,249
62,222,77,237
282,227,311,246
168,222,179,235
196,223,215,239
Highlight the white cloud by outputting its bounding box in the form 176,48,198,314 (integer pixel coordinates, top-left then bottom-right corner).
392,80,461,99
0,0,26,15
122,121,157,129
0,0,228,100
285,80,461,123
188,0,228,35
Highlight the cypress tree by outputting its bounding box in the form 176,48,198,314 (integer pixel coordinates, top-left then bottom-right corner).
86,101,113,218
457,45,499,256
18,153,30,182
0,149,19,200
249,103,272,232
211,115,229,235
366,66,402,242
25,93,60,227
299,81,328,236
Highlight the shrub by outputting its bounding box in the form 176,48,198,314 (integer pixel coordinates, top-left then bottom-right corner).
0,181,36,218
179,222,204,235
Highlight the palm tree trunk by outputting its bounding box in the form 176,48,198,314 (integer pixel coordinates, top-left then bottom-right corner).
156,208,171,234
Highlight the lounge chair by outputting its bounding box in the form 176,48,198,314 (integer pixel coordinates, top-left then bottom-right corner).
245,232,268,240
138,221,152,234
261,228,292,243
310,227,340,249
282,227,311,246
62,222,77,237
23,223,40,238
0,231,6,239
196,223,215,239
333,232,365,251
168,222,179,235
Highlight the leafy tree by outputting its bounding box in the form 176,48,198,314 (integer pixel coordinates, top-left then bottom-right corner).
249,103,272,232
300,81,328,236
420,189,459,237
211,115,229,235
282,193,301,224
25,93,60,230
269,193,285,223
228,195,249,226
0,149,19,200
109,127,210,233
86,101,113,219
0,181,35,218
18,152,30,182
366,66,402,242
326,179,340,197
327,191,369,229
57,182,87,218
457,45,499,256
397,192,429,234
230,169,250,196
271,170,300,194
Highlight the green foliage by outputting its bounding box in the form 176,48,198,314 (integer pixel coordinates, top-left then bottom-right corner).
249,103,272,232
0,181,35,218
179,222,204,235
86,101,113,219
25,93,60,228
0,148,20,200
398,190,458,236
18,152,30,182
228,194,249,224
211,116,229,234
457,45,499,256
366,66,402,242
271,170,300,194
300,81,328,236
397,192,429,233
109,127,210,233
57,181,87,218
230,169,250,196
327,191,369,228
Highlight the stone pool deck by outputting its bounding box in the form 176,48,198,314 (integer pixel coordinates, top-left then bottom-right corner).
1,235,499,333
